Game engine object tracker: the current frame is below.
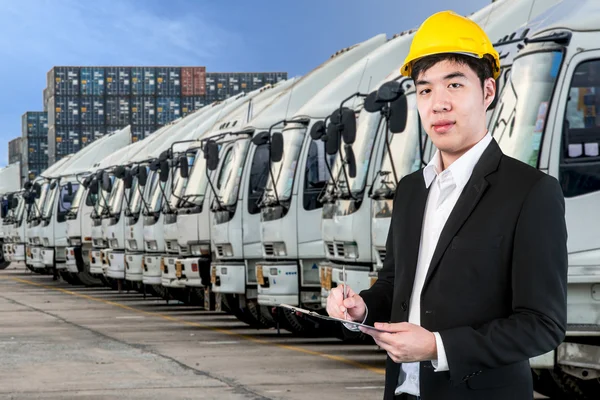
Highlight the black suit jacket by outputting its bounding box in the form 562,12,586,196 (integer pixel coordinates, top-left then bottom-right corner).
360,140,568,400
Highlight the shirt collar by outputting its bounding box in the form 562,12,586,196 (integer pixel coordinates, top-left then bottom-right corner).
423,132,493,189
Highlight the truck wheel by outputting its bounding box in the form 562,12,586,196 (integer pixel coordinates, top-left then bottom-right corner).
74,248,103,287
281,309,335,337
549,368,594,399
246,299,275,329
0,247,9,270
222,294,263,327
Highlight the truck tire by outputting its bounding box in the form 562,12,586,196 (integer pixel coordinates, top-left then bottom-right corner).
0,245,9,270
549,368,595,399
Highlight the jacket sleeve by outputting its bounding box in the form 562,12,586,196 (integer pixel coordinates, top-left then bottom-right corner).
439,174,568,385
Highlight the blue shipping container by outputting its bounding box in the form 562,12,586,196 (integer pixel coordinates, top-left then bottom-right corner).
80,67,105,96
105,97,130,126
53,96,80,126
181,96,206,117
49,67,80,96
131,96,155,125
106,67,131,96
22,112,49,137
79,97,104,126
131,67,156,95
156,67,181,96
82,125,106,143
156,97,181,125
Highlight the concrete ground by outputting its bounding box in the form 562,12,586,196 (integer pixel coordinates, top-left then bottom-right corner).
0,264,548,399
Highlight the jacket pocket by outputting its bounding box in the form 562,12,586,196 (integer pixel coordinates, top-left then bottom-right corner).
466,361,531,389
451,235,503,251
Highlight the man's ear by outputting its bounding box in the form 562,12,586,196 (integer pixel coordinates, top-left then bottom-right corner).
483,77,497,110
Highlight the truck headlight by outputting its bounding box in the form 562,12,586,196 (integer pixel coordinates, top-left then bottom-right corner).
191,243,210,256
110,239,119,248
69,237,81,246
33,237,40,245
43,238,50,247
127,240,138,250
343,242,358,259
147,240,158,251
273,242,287,257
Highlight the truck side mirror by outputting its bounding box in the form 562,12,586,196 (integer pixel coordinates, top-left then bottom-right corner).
131,165,139,177
82,175,92,188
24,181,32,190
102,171,113,192
179,156,189,178
309,121,326,141
270,132,284,163
124,169,133,189
325,122,339,156
7,194,13,209
113,166,126,179
251,131,270,146
389,95,408,133
159,160,169,182
205,140,220,171
364,90,384,113
66,182,73,196
377,81,403,103
339,108,356,145
138,167,148,186
50,180,57,190
345,144,357,178
11,197,19,209
89,178,99,195
33,182,41,199
159,149,170,162
149,160,160,172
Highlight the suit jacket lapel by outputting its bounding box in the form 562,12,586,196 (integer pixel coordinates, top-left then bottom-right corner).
422,140,503,291
398,173,429,305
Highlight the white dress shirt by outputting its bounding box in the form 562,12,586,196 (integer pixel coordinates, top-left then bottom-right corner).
395,132,493,396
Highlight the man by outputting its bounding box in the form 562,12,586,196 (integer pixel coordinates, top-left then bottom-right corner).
326,10,567,400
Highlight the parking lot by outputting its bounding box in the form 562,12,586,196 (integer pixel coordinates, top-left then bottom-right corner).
0,264,386,399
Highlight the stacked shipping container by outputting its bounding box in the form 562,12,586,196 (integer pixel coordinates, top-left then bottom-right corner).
41,66,287,165
20,112,49,180
8,138,22,165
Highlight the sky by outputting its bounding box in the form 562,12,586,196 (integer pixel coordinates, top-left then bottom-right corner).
0,0,491,166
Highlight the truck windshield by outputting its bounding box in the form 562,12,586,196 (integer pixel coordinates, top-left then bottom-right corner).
148,172,163,213
218,139,250,207
491,50,564,167
15,194,26,222
372,92,424,195
33,182,50,219
330,109,380,198
169,153,196,209
42,183,58,219
182,151,209,207
69,183,86,216
107,178,125,216
264,125,306,203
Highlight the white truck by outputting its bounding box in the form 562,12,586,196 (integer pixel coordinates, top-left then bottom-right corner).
25,155,73,274
0,163,22,268
203,35,387,330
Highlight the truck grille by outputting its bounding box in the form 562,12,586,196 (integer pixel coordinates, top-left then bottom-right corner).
326,242,335,257
335,243,345,257
378,249,386,263
263,243,274,256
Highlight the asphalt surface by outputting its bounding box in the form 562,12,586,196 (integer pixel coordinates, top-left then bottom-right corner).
0,263,548,399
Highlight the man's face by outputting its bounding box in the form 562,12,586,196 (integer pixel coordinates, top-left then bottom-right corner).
415,60,496,163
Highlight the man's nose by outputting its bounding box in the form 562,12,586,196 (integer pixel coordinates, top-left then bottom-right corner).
432,91,452,113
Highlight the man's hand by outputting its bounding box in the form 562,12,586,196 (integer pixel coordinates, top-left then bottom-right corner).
326,285,367,322
360,322,437,363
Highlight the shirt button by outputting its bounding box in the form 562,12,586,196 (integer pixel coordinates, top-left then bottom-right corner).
401,301,408,311
411,375,418,383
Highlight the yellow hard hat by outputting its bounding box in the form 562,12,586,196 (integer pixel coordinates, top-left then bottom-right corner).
401,10,501,80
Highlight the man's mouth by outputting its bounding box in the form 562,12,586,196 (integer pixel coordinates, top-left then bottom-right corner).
432,120,455,134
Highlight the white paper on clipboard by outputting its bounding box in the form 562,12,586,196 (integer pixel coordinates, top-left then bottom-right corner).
279,304,387,332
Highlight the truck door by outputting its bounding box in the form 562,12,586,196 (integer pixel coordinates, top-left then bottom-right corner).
549,53,600,266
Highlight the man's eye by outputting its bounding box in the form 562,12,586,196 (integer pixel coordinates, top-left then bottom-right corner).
419,89,430,95
449,83,462,89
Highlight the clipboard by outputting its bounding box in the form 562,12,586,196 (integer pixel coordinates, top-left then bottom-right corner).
279,304,388,332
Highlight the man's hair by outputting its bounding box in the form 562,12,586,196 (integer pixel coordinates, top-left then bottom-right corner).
410,53,495,88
